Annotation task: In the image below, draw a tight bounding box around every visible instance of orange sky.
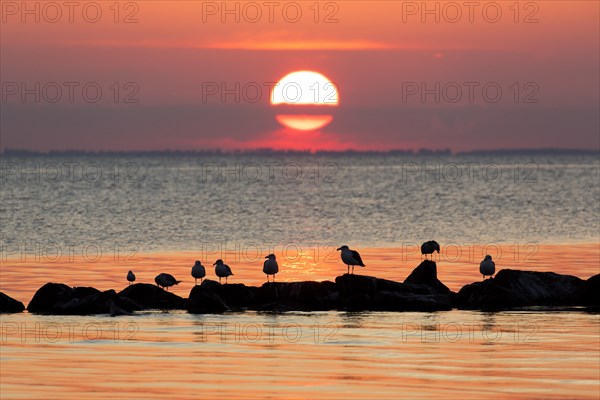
[1,1,598,151]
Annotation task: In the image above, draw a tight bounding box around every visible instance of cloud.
[61,39,404,51]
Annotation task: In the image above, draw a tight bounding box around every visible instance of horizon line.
[1,148,598,157]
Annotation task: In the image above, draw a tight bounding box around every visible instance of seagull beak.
[336,247,341,251]
[265,256,269,259]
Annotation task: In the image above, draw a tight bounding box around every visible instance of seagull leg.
[352,265,355,274]
[347,265,349,274]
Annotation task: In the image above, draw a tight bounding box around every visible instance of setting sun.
[271,70,338,131]
[275,114,334,131]
[271,70,339,105]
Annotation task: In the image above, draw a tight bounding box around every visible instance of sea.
[1,152,599,399]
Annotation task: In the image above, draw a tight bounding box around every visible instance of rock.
[190,280,257,310]
[26,267,589,314]
[217,283,257,307]
[60,289,109,314]
[372,291,452,312]
[335,274,380,297]
[119,283,185,310]
[110,301,132,317]
[27,283,75,313]
[455,269,585,310]
[27,283,143,315]
[0,292,25,313]
[200,279,222,291]
[334,274,453,311]
[404,260,452,295]
[335,273,444,296]
[187,285,229,313]
[580,274,600,305]
[342,293,373,311]
[72,286,101,298]
[256,281,337,311]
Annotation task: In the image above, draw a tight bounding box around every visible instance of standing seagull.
[154,273,181,291]
[263,254,279,283]
[421,240,440,261]
[479,255,496,280]
[214,259,234,284]
[126,270,136,286]
[191,260,206,285]
[337,245,365,274]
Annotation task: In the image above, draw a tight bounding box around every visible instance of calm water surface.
[1,310,599,399]
[1,154,599,398]
[1,154,598,250]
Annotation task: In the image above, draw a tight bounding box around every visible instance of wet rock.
[110,301,132,317]
[372,291,452,312]
[256,281,337,311]
[217,283,257,307]
[59,289,121,315]
[335,273,454,311]
[580,274,600,306]
[341,293,373,311]
[72,286,101,298]
[336,272,447,294]
[200,279,221,291]
[118,283,185,310]
[0,292,25,313]
[335,274,380,297]
[190,280,257,310]
[27,283,144,315]
[27,283,75,313]
[404,260,452,295]
[187,285,229,314]
[455,269,585,310]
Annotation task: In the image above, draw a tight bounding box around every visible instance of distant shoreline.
[1,148,598,157]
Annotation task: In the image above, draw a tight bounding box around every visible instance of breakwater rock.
[18,263,598,315]
[454,270,599,310]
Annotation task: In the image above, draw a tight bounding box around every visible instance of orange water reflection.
[1,311,599,399]
[1,244,599,399]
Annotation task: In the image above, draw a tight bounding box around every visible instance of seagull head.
[484,255,492,261]
[128,270,133,274]
[194,260,202,266]
[213,259,223,266]
[265,254,276,260]
[337,245,349,251]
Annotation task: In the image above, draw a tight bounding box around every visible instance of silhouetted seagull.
[126,270,136,285]
[337,245,365,274]
[421,241,440,260]
[155,273,181,291]
[480,255,496,280]
[214,259,233,284]
[191,260,206,285]
[263,254,279,282]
